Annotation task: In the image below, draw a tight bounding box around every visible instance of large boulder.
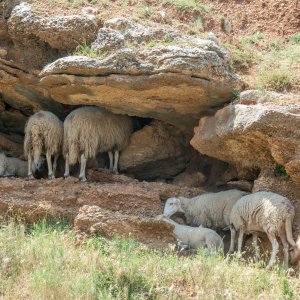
[190,90,300,184]
[119,120,193,179]
[6,2,99,69]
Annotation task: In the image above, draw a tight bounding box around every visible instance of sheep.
[24,111,63,179]
[156,215,224,252]
[163,189,248,253]
[0,152,44,177]
[63,106,134,181]
[229,191,300,269]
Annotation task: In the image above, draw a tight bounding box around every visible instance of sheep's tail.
[285,215,296,247]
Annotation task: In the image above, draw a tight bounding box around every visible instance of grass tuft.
[73,42,109,58]
[166,0,210,13]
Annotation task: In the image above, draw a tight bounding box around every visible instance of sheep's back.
[230,192,295,234]
[184,190,246,229]
[64,107,133,159]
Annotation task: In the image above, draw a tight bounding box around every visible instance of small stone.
[0,48,7,57]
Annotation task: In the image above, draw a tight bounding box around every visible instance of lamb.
[24,111,63,179]
[163,189,248,253]
[156,215,224,252]
[63,106,134,181]
[229,191,300,269]
[0,152,44,177]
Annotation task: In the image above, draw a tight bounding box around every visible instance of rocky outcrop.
[38,16,243,127]
[119,120,193,179]
[191,90,300,184]
[75,205,175,248]
[0,2,244,129]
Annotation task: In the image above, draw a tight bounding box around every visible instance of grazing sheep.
[63,106,134,181]
[0,152,44,177]
[163,189,247,253]
[156,215,224,252]
[229,191,300,269]
[24,111,63,179]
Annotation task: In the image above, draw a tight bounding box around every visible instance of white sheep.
[163,189,247,253]
[0,152,44,177]
[156,215,224,252]
[24,111,63,179]
[63,106,134,181]
[229,191,300,269]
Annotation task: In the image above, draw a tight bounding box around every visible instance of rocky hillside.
[0,0,299,250]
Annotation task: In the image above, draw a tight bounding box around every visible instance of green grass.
[166,0,210,13]
[0,220,300,299]
[225,33,300,92]
[73,42,109,58]
[289,32,300,45]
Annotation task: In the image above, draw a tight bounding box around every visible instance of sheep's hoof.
[48,174,55,180]
[79,177,87,182]
[27,175,35,180]
[112,169,119,175]
[64,174,70,179]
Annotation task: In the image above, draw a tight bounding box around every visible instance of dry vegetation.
[0,219,300,299]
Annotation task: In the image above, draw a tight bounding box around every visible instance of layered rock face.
[1,2,244,129]
[191,90,300,184]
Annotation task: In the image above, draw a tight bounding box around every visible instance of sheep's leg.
[46,151,54,179]
[266,234,279,270]
[79,154,87,182]
[252,233,260,263]
[237,229,245,253]
[64,154,70,178]
[112,150,119,174]
[53,154,59,177]
[108,151,113,172]
[27,153,34,180]
[279,233,289,269]
[228,225,236,254]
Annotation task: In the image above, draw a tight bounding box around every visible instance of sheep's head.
[32,156,46,173]
[289,238,300,265]
[163,197,184,218]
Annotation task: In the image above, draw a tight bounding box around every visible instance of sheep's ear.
[174,198,181,204]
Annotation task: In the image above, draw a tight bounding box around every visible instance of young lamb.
[0,152,44,177]
[24,111,63,179]
[156,215,224,252]
[163,189,247,253]
[63,106,134,181]
[229,191,300,269]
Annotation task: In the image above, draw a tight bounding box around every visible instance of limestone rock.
[6,3,98,69]
[0,109,27,134]
[40,45,243,127]
[91,28,125,52]
[119,120,193,179]
[0,58,65,116]
[8,3,98,50]
[173,171,206,188]
[190,90,300,184]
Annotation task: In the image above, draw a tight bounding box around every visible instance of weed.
[73,42,109,58]
[276,164,288,177]
[240,33,264,45]
[166,0,210,13]
[289,32,300,45]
